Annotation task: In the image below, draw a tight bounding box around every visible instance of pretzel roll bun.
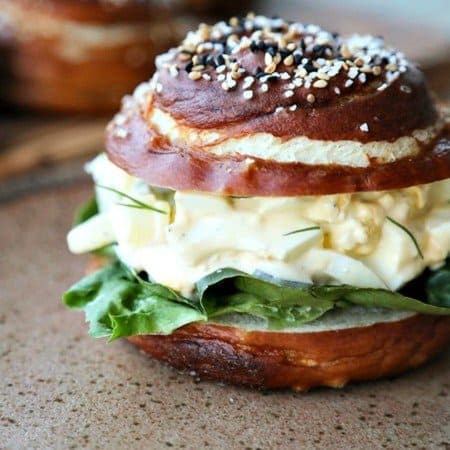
[106,15,449,195]
[69,15,450,391]
[0,0,184,112]
[128,315,450,391]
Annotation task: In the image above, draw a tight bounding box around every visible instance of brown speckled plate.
[1,182,449,449]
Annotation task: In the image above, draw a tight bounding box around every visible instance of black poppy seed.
[254,66,265,78]
[216,54,225,66]
[266,74,280,83]
[250,41,259,52]
[313,44,331,58]
[184,61,193,73]
[199,55,208,66]
[300,39,306,52]
[257,41,266,51]
[332,32,339,38]
[205,55,216,67]
[267,45,278,56]
[303,60,315,72]
[280,49,291,59]
[381,57,389,64]
[293,53,302,65]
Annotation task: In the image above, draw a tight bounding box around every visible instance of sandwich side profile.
[64,14,450,390]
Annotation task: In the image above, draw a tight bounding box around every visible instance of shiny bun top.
[152,14,437,142]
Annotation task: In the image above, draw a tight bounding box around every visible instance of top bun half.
[106,14,450,195]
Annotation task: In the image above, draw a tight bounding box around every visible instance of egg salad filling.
[63,154,450,339]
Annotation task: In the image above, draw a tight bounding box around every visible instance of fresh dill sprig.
[283,226,321,237]
[96,185,167,215]
[386,216,424,259]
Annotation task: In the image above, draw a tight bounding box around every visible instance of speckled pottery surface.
[1,183,449,450]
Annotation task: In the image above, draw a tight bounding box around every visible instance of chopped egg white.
[67,154,450,296]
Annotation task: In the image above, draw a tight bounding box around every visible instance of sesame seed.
[372,66,382,76]
[221,81,230,91]
[344,79,353,88]
[358,73,367,83]
[169,66,179,77]
[265,62,277,74]
[229,16,238,27]
[227,79,237,89]
[243,90,253,100]
[231,62,240,72]
[386,63,398,72]
[360,123,369,132]
[216,65,226,73]
[348,67,359,79]
[360,66,372,73]
[260,83,269,92]
[340,44,351,59]
[306,93,316,103]
[400,84,412,93]
[243,76,255,89]
[317,72,330,80]
[188,71,202,81]
[115,128,128,139]
[334,87,341,94]
[202,73,211,81]
[265,53,273,66]
[284,90,294,98]
[287,42,296,51]
[296,67,307,78]
[179,52,191,62]
[217,73,225,81]
[284,54,294,66]
[313,79,328,88]
[275,106,284,113]
[289,104,297,111]
[377,82,388,91]
[280,72,290,80]
[114,114,127,126]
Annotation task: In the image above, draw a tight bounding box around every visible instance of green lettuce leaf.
[426,260,450,307]
[63,259,450,340]
[73,196,98,226]
[63,261,205,339]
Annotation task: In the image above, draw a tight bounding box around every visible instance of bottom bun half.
[87,258,450,390]
[128,315,450,391]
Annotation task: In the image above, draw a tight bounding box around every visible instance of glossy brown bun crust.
[105,15,450,195]
[128,315,450,390]
[106,92,450,195]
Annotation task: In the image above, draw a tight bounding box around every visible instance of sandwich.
[64,14,450,390]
